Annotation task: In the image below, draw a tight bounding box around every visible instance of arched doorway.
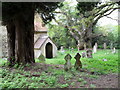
[45,42,53,58]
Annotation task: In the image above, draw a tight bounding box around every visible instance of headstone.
[84,43,86,50]
[60,46,65,53]
[95,42,98,49]
[110,43,113,50]
[77,40,80,51]
[71,47,74,51]
[77,44,80,51]
[103,43,107,49]
[38,54,45,62]
[74,53,82,70]
[112,47,116,54]
[64,54,72,71]
[82,52,86,58]
[93,45,97,54]
[86,49,93,58]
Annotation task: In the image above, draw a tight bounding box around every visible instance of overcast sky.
[65,0,118,26]
[97,10,118,26]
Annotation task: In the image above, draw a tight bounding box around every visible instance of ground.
[0,49,119,88]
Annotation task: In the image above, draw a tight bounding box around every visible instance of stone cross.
[64,54,72,71]
[103,43,107,49]
[82,52,86,58]
[74,53,82,70]
[86,49,93,58]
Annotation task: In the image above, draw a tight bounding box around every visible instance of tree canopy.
[2,2,62,25]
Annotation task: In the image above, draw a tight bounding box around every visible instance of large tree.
[2,2,61,66]
[53,1,119,49]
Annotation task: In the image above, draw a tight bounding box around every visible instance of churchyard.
[0,1,119,89]
[0,49,118,88]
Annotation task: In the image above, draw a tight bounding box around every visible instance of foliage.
[47,23,77,49]
[2,2,62,25]
[94,24,119,49]
[0,49,118,88]
[49,0,119,49]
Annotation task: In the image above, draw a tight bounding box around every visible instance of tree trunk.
[7,22,15,66]
[14,9,35,64]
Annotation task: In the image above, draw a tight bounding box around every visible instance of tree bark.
[7,22,15,66]
[13,8,35,64]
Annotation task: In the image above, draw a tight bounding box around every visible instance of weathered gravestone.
[74,53,82,70]
[84,44,86,50]
[112,47,116,54]
[60,46,65,54]
[82,52,86,58]
[95,42,98,49]
[93,45,97,54]
[38,54,45,63]
[64,54,72,71]
[86,49,93,58]
[110,43,113,50]
[103,43,107,49]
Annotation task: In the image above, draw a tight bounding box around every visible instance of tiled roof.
[34,37,47,49]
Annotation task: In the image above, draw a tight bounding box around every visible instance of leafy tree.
[2,2,61,66]
[53,0,119,49]
[94,24,119,49]
[47,23,77,49]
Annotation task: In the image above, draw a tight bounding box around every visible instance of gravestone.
[110,43,113,50]
[71,47,74,51]
[95,42,98,49]
[93,45,97,54]
[60,46,65,53]
[84,44,86,50]
[86,49,93,58]
[82,52,86,58]
[64,54,72,71]
[112,47,116,54]
[77,44,80,51]
[38,54,45,62]
[74,53,82,70]
[77,40,80,51]
[103,43,107,49]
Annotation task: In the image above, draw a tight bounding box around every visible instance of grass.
[45,49,118,74]
[0,49,118,88]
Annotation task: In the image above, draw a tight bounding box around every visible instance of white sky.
[97,10,118,26]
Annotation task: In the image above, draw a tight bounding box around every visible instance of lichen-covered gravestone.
[64,54,72,71]
[103,43,107,49]
[38,54,45,63]
[74,53,82,70]
[86,49,93,58]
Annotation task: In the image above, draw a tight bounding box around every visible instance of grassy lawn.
[0,49,118,88]
[44,49,118,74]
